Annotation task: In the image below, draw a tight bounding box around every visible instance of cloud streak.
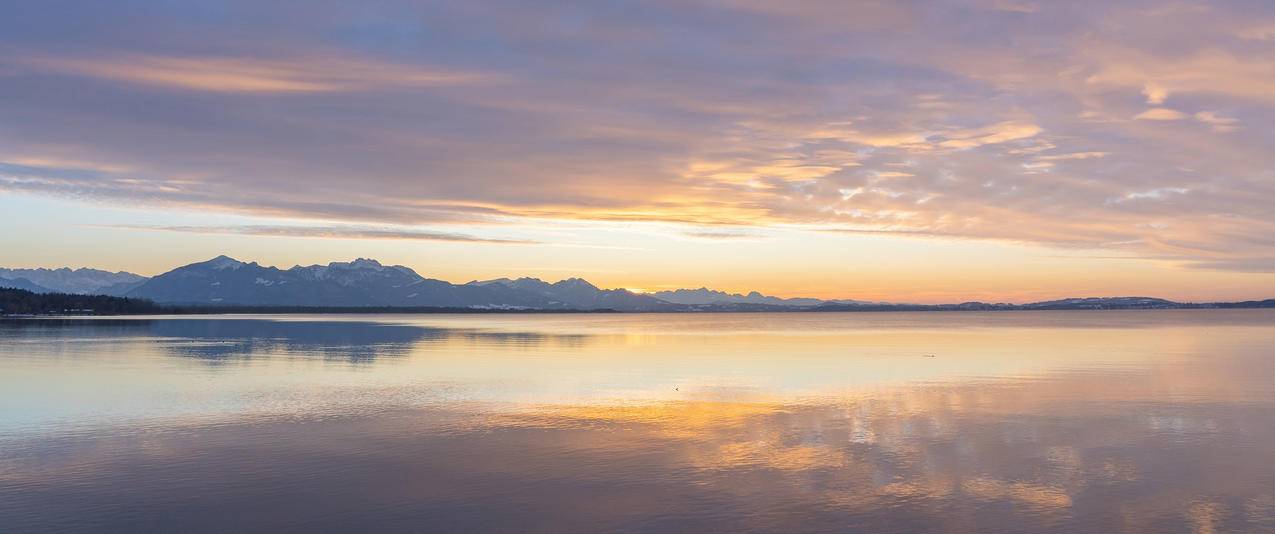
[98,224,539,244]
[13,54,497,93]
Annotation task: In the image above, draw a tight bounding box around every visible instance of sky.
[2,0,1275,303]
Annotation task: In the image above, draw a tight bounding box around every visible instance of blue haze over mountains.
[0,267,147,296]
[3,256,1271,311]
[6,256,748,310]
[122,256,673,310]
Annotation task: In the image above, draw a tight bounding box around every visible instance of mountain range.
[2,256,1272,312]
[119,256,674,310]
[0,267,147,296]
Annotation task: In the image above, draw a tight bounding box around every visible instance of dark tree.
[0,288,163,315]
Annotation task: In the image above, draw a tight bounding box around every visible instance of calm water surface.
[3,311,1275,532]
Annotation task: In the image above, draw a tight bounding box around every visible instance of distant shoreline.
[3,286,1274,317]
[6,303,1275,318]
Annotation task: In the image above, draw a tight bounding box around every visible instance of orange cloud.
[936,121,1042,150]
[1134,108,1188,120]
[15,54,496,93]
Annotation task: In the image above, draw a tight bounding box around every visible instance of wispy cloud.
[1037,152,1108,161]
[681,230,766,240]
[1107,187,1190,204]
[935,121,1042,150]
[1194,111,1239,132]
[97,224,539,244]
[1134,108,1188,121]
[1184,257,1275,273]
[12,54,498,94]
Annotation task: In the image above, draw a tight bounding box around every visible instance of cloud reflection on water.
[2,312,1275,531]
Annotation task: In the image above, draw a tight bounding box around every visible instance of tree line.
[0,288,163,315]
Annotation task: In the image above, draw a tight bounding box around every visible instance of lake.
[3,311,1275,532]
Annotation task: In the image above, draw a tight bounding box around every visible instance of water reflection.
[153,319,439,362]
[6,396,1275,531]
[1,317,594,363]
[1,312,1274,532]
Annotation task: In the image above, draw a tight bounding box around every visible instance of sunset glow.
[3,1,1275,302]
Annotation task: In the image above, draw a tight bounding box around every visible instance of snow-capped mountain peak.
[0,266,148,295]
[326,258,385,271]
[205,255,246,271]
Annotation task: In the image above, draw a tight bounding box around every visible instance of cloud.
[1084,48,1275,104]
[1134,108,1188,121]
[1037,152,1108,161]
[1194,111,1239,132]
[1184,257,1275,273]
[0,167,510,225]
[935,121,1042,150]
[983,0,1038,13]
[1237,23,1275,41]
[13,54,496,93]
[803,120,1042,152]
[680,230,765,240]
[1108,187,1190,204]
[1142,84,1168,105]
[98,224,539,244]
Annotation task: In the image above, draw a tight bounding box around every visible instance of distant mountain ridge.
[650,287,878,307]
[651,287,824,307]
[0,267,147,295]
[126,256,676,310]
[0,277,55,293]
[4,256,1271,312]
[465,277,669,310]
[119,255,853,310]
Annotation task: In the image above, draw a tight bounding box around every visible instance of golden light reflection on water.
[2,311,1275,531]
